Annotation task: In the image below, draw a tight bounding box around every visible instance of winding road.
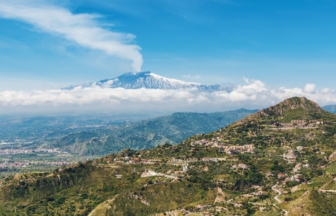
[272,183,288,216]
[272,183,282,204]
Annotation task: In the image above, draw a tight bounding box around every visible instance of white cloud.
[303,83,316,93]
[0,79,335,114]
[0,0,143,71]
[183,75,201,79]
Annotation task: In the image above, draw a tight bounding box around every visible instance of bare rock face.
[234,97,324,125]
[329,150,336,162]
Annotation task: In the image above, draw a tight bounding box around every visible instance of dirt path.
[88,195,119,216]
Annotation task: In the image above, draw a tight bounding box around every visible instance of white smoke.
[0,0,143,71]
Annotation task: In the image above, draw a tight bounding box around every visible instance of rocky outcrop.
[329,149,336,162]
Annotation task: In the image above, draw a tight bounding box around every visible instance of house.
[294,163,302,172]
[252,185,263,190]
[303,164,309,168]
[278,173,285,179]
[283,150,297,160]
[234,203,243,207]
[183,165,189,171]
[295,163,302,168]
[202,157,210,162]
[238,164,249,169]
[241,194,253,198]
[196,205,205,210]
[291,120,306,124]
[293,168,300,172]
[134,158,140,163]
[211,158,218,162]
[297,146,304,151]
[259,207,267,212]
[256,191,264,196]
[167,169,174,174]
[225,149,234,154]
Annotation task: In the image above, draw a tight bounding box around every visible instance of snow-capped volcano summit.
[99,71,201,89]
[65,71,229,92]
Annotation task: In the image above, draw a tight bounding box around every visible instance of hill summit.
[235,97,336,125]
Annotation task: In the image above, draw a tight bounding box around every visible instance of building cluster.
[113,157,162,165]
[293,163,309,172]
[278,173,302,185]
[231,164,249,169]
[218,145,255,154]
[272,119,336,128]
[240,190,264,198]
[0,160,76,168]
[191,139,255,154]
[0,161,28,168]
[282,150,297,162]
[178,205,226,215]
[0,148,62,155]
[280,120,316,128]
[202,157,220,162]
[191,139,218,146]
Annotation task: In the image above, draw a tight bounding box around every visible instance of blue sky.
[0,0,336,114]
[0,0,336,91]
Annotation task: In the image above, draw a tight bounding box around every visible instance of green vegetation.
[1,97,336,215]
[51,109,257,156]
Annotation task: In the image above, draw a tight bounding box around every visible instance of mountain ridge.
[3,97,336,215]
[64,71,231,92]
[234,97,336,126]
[52,108,257,155]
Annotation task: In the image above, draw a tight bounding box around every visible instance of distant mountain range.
[323,105,336,113]
[51,108,257,155]
[64,71,231,92]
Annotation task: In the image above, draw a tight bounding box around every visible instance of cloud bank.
[0,78,335,114]
[0,0,143,71]
[183,75,201,79]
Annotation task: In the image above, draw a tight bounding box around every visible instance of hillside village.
[0,148,64,155]
[2,97,336,215]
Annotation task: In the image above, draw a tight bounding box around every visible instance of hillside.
[52,109,257,156]
[2,97,336,215]
[0,113,157,140]
[234,97,336,126]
